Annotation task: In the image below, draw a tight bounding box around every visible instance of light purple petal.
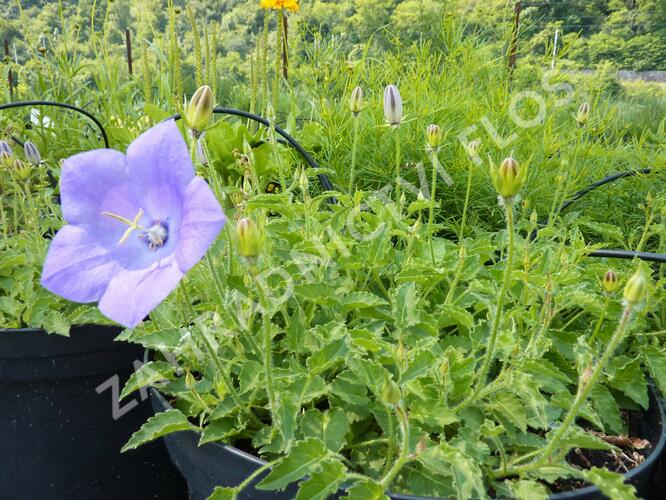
[175,177,226,272]
[41,225,119,303]
[60,149,137,225]
[98,260,184,328]
[126,120,194,220]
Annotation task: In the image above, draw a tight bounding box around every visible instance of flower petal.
[41,225,119,303]
[126,120,195,221]
[98,260,184,328]
[60,149,137,225]
[175,177,227,272]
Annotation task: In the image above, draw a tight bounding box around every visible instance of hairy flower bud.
[187,85,215,134]
[602,269,619,293]
[23,141,41,165]
[466,139,481,157]
[576,102,590,125]
[350,86,364,116]
[0,140,13,157]
[491,156,526,200]
[426,124,443,150]
[236,217,263,259]
[623,269,647,305]
[383,84,403,126]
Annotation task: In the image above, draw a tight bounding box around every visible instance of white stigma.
[145,223,168,250]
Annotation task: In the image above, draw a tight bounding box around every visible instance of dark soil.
[550,406,657,493]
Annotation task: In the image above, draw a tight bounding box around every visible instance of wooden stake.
[125,28,133,76]
[4,39,13,97]
[508,1,521,77]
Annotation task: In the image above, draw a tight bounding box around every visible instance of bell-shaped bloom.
[41,120,226,328]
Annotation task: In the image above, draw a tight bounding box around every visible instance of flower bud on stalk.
[187,85,215,135]
[426,124,443,151]
[236,217,263,259]
[350,86,364,116]
[23,141,41,166]
[623,269,647,305]
[466,139,481,157]
[383,84,403,126]
[602,270,619,293]
[491,156,527,202]
[576,102,590,125]
[0,140,13,158]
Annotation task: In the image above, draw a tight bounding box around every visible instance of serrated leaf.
[419,444,488,500]
[607,357,648,409]
[256,438,329,491]
[199,418,236,445]
[342,478,388,500]
[400,350,436,384]
[294,459,346,500]
[307,338,348,375]
[122,409,193,452]
[300,408,350,452]
[590,385,624,435]
[392,282,419,330]
[206,486,236,500]
[491,392,527,433]
[120,361,174,400]
[583,467,638,500]
[340,292,387,312]
[512,479,549,500]
[643,346,666,397]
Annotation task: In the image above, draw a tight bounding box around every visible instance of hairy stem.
[348,116,360,193]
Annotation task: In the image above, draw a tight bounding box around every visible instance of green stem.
[444,246,466,305]
[464,201,515,405]
[234,461,274,497]
[499,304,635,478]
[252,273,278,418]
[427,151,439,264]
[459,162,474,241]
[394,129,402,204]
[380,405,412,489]
[348,116,360,193]
[272,10,283,116]
[587,295,611,347]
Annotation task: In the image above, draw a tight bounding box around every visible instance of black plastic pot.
[152,386,665,500]
[0,325,187,500]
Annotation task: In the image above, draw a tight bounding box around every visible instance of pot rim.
[148,350,666,499]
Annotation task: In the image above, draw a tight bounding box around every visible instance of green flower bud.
[350,86,364,116]
[491,156,527,200]
[576,102,590,125]
[623,269,647,305]
[381,377,401,406]
[187,85,215,134]
[426,124,443,150]
[12,159,31,181]
[466,139,481,157]
[236,217,263,259]
[602,269,619,293]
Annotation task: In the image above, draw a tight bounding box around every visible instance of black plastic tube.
[164,107,334,192]
[0,100,110,148]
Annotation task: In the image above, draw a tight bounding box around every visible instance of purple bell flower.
[41,120,226,328]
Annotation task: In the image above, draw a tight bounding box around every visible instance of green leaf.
[307,338,348,375]
[256,438,329,491]
[400,350,436,384]
[120,361,174,400]
[583,467,638,500]
[643,345,666,396]
[122,409,193,452]
[392,282,419,330]
[206,486,237,500]
[490,392,527,433]
[294,459,346,500]
[340,292,387,313]
[300,408,350,452]
[590,385,624,434]
[419,444,488,500]
[607,357,648,409]
[512,479,549,500]
[199,418,236,445]
[342,478,388,500]
[560,428,617,451]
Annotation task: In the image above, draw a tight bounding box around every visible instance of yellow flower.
[260,0,299,12]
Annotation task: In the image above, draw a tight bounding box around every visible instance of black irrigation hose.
[164,107,335,192]
[531,167,666,264]
[0,100,110,148]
